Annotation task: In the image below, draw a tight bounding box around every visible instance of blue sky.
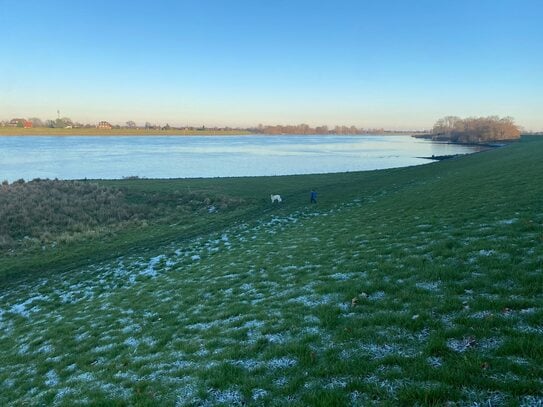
[1,0,542,130]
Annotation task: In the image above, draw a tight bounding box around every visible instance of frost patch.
[8,295,49,318]
[75,332,90,342]
[186,316,242,331]
[329,272,354,281]
[264,332,289,344]
[363,375,403,395]
[69,372,95,383]
[175,381,198,405]
[18,343,30,355]
[341,343,410,359]
[324,377,348,389]
[302,326,321,335]
[208,388,243,405]
[230,359,261,370]
[426,356,443,368]
[124,337,139,347]
[268,357,298,369]
[447,337,477,353]
[288,294,338,307]
[520,396,543,406]
[45,369,59,387]
[122,324,142,334]
[415,281,441,291]
[470,310,494,319]
[273,376,288,387]
[93,343,115,353]
[36,343,54,354]
[140,255,165,277]
[242,319,265,330]
[368,291,386,300]
[252,388,268,401]
[54,388,77,403]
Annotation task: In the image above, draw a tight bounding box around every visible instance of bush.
[0,180,134,249]
[0,179,245,251]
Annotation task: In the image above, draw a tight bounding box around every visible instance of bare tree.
[432,116,521,142]
[28,117,44,127]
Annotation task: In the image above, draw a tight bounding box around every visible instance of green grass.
[0,137,542,405]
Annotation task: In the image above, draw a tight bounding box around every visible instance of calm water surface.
[0,135,485,181]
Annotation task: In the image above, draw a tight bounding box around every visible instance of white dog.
[270,194,282,203]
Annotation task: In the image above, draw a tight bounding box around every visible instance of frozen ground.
[0,198,542,405]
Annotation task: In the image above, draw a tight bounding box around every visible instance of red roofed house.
[97,121,113,130]
[9,118,32,128]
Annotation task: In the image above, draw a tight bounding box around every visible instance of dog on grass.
[270,194,282,203]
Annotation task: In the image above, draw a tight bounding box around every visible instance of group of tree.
[432,116,521,143]
[252,124,384,135]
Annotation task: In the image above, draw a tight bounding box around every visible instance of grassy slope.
[0,137,542,405]
[0,165,418,282]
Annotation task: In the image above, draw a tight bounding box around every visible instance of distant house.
[9,118,32,128]
[97,121,112,130]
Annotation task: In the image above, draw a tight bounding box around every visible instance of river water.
[0,134,485,182]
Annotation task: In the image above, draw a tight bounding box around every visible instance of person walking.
[310,190,317,204]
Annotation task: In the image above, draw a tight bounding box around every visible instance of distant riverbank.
[0,127,253,136]
[0,127,417,137]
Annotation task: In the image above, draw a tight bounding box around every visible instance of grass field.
[0,137,542,405]
[0,127,252,136]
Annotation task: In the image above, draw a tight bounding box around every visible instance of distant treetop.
[432,116,521,143]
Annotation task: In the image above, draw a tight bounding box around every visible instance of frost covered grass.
[1,137,542,405]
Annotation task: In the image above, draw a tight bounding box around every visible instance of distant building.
[97,121,112,130]
[9,118,32,128]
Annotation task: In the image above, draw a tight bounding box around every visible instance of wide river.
[0,135,485,182]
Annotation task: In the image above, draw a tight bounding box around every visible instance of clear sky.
[1,0,542,130]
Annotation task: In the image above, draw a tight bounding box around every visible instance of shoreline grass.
[0,137,542,405]
[0,127,253,136]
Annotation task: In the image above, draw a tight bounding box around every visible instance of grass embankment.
[0,178,249,281]
[0,137,542,405]
[0,127,252,136]
[0,171,387,282]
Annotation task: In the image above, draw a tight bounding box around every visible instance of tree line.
[0,118,389,134]
[432,116,521,143]
[251,124,385,135]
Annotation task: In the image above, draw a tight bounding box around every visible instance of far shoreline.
[0,128,254,136]
[0,127,415,137]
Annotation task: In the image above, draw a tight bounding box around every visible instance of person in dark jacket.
[310,190,317,204]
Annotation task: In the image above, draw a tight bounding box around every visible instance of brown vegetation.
[0,179,244,251]
[0,179,133,249]
[432,116,521,143]
[253,123,384,135]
